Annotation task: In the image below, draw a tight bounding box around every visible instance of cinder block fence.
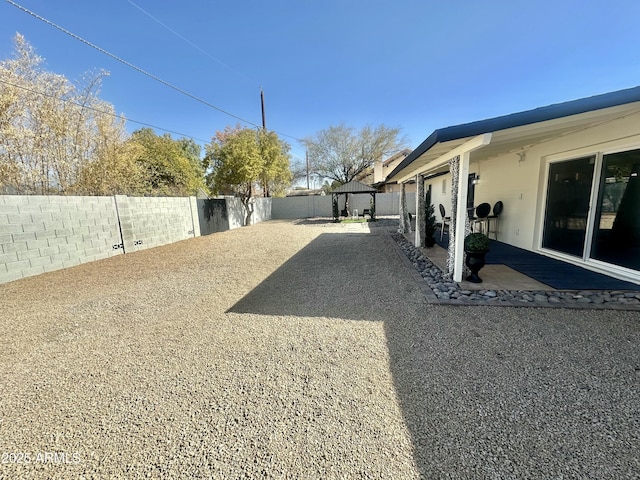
[1,192,407,285]
[0,195,198,285]
[0,195,272,285]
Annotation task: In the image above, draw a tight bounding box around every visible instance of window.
[542,147,640,275]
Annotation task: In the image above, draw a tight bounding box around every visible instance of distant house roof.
[382,148,412,166]
[388,85,640,182]
[286,188,325,197]
[331,180,377,194]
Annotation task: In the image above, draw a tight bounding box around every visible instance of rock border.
[391,233,640,311]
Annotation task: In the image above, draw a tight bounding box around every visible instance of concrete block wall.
[272,196,332,219]
[272,192,415,219]
[0,195,123,284]
[251,198,272,225]
[225,197,246,230]
[114,195,198,254]
[198,197,272,234]
[197,198,229,235]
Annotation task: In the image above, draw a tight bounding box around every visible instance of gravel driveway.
[1,219,639,479]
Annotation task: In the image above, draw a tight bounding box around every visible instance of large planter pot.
[464,249,489,283]
[425,236,436,248]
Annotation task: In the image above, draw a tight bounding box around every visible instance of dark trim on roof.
[330,180,377,194]
[389,85,640,180]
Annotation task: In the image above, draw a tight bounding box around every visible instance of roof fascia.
[395,133,492,184]
[387,85,640,183]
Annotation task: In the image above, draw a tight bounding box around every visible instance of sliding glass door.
[542,156,595,257]
[590,149,640,271]
[542,148,640,277]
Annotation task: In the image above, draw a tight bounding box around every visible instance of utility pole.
[260,87,266,130]
[306,150,310,189]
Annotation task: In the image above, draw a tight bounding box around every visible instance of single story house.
[387,86,640,285]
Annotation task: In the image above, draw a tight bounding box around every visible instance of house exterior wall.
[426,177,452,224]
[473,113,640,253]
[425,113,640,283]
[383,183,416,194]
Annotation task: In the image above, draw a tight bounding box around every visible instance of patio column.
[398,183,407,233]
[452,151,472,282]
[415,174,425,247]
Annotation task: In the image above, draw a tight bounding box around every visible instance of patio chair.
[472,202,491,234]
[487,201,503,239]
[439,204,451,241]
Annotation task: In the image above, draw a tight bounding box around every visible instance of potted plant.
[424,190,437,247]
[464,232,490,283]
[332,197,339,222]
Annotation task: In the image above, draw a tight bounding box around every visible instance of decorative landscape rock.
[392,233,640,309]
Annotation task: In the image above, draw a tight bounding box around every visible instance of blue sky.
[2,0,640,172]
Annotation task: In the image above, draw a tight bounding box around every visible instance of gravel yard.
[1,219,639,479]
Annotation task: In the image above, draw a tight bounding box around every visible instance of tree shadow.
[293,217,335,226]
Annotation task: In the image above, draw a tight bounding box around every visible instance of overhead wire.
[122,0,304,144]
[5,0,305,144]
[124,0,259,86]
[5,0,262,130]
[0,78,211,143]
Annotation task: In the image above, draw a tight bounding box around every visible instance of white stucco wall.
[470,113,640,253]
[421,112,640,282]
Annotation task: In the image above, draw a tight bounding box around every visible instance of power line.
[0,78,211,143]
[5,0,262,129]
[121,2,304,143]
[124,0,259,86]
[6,0,305,144]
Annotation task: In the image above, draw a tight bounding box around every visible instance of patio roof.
[330,180,377,194]
[388,85,640,183]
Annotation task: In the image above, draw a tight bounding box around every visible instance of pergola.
[330,180,377,217]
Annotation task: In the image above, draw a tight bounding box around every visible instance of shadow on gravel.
[228,232,416,321]
[293,218,335,226]
[229,229,640,478]
[384,304,640,478]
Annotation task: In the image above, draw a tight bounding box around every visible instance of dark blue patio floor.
[435,234,639,291]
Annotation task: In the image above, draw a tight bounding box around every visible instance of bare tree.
[304,123,406,213]
[304,124,406,184]
[0,34,128,194]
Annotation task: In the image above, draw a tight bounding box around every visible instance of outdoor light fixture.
[517,151,527,164]
[472,175,480,185]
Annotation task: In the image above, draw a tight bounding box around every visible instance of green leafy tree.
[204,126,262,224]
[258,129,292,197]
[204,126,292,223]
[130,128,206,196]
[73,138,147,196]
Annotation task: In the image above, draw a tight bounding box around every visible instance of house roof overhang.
[388,85,640,184]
